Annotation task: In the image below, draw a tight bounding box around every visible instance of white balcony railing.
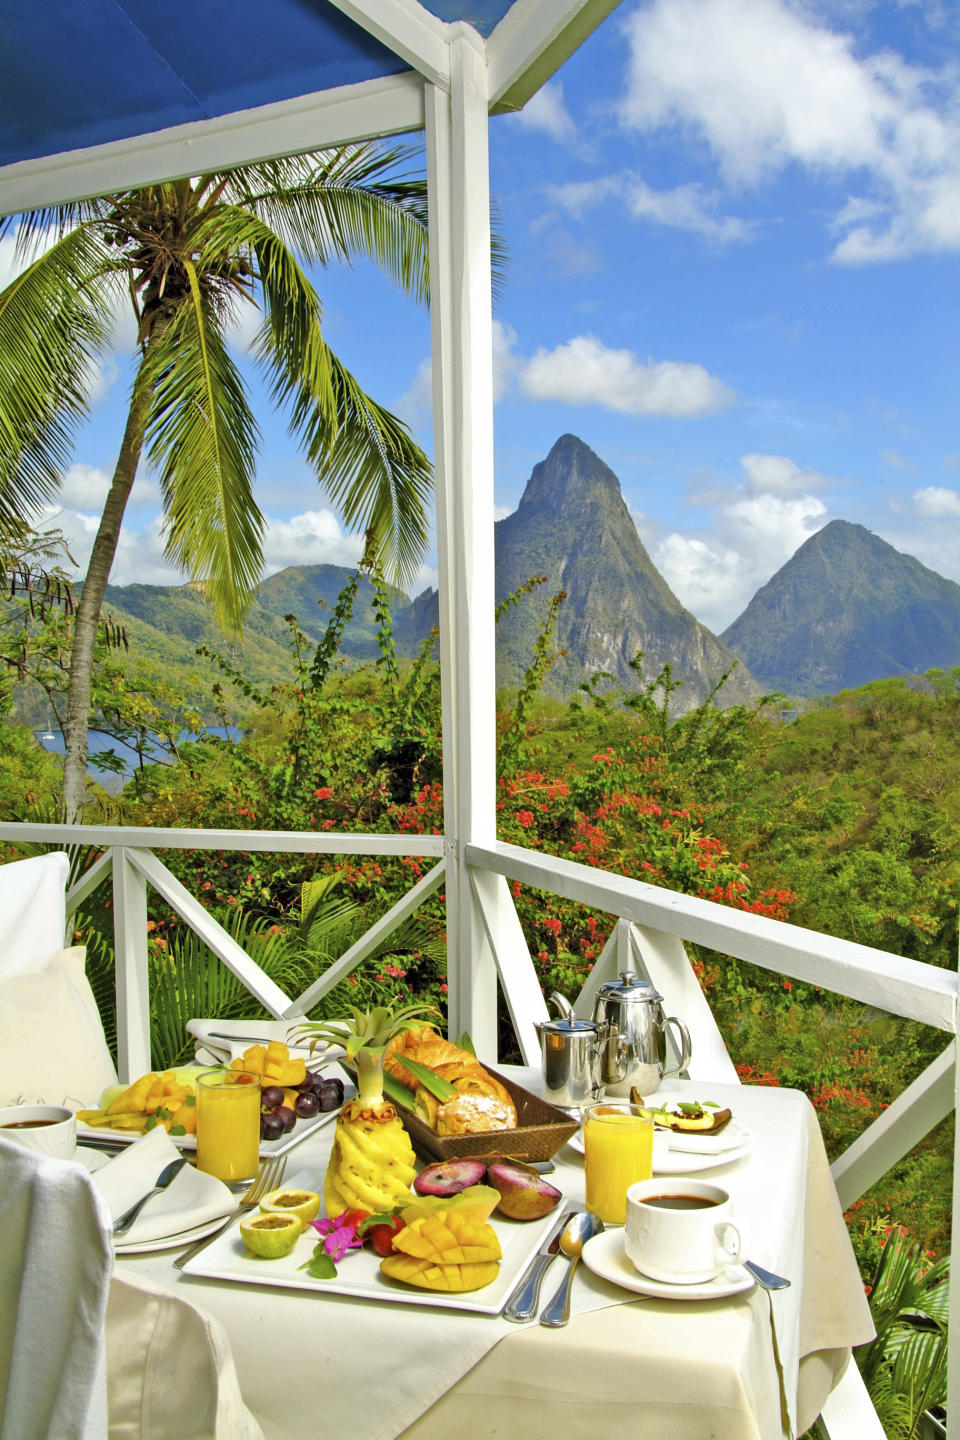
[1,819,956,1438]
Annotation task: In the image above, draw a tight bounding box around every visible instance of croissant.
[385,1027,469,1091]
[385,1027,518,1135]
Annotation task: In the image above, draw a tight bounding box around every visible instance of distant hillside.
[397,434,759,707]
[89,435,762,712]
[721,520,960,694]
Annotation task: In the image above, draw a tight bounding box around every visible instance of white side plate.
[581,1229,754,1300]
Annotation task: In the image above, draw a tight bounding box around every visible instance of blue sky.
[10,0,960,634]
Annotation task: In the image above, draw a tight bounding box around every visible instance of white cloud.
[518,334,735,417]
[652,456,829,629]
[548,176,623,218]
[627,179,752,242]
[914,485,960,518]
[514,82,576,144]
[740,452,830,496]
[619,0,960,262]
[261,510,365,574]
[395,319,521,427]
[57,464,111,513]
[549,172,749,243]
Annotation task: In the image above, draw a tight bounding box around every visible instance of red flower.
[313,787,333,800]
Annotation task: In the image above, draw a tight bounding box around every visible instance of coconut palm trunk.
[62,372,152,821]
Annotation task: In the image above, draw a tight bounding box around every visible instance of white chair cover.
[0,1137,112,1440]
[0,852,70,976]
[105,1271,265,1440]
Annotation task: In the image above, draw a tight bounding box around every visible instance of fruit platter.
[181,1002,577,1312]
[77,1041,350,1157]
[182,1174,569,1316]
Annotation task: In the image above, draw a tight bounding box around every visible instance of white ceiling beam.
[0,72,425,216]
[486,0,622,110]
[326,0,451,89]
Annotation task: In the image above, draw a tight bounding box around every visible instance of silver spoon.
[539,1210,605,1327]
[744,1258,790,1291]
[112,1157,188,1235]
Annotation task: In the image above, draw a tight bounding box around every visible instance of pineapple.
[291,1002,437,1219]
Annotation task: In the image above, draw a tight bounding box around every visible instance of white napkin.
[186,1017,332,1066]
[90,1126,235,1246]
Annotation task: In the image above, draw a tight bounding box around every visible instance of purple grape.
[317,1078,344,1112]
[297,1075,317,1094]
[294,1091,319,1119]
[261,1085,285,1110]
[260,1112,284,1142]
[274,1105,297,1133]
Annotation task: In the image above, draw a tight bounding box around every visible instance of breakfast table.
[106,1069,874,1440]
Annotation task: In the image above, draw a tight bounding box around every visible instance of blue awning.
[0,1,618,214]
[0,0,522,170]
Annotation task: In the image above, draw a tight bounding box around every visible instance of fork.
[173,1153,287,1270]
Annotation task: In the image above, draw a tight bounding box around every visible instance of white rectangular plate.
[77,1067,353,1158]
[181,1204,565,1316]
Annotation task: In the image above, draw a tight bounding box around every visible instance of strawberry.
[367,1215,405,1257]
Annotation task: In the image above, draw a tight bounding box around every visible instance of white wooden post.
[111,846,151,1081]
[425,28,500,1060]
[949,996,960,1440]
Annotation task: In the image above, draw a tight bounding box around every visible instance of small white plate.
[582,1229,754,1301]
[75,1145,235,1253]
[114,1214,228,1256]
[566,1122,753,1174]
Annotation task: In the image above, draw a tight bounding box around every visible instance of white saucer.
[114,1214,228,1256]
[581,1229,754,1300]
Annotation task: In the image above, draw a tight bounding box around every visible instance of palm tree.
[0,148,433,821]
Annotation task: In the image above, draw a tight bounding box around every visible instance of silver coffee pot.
[536,993,629,1110]
[591,972,692,1097]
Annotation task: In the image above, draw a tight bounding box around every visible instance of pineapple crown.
[291,1000,438,1063]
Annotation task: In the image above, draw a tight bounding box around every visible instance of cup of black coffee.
[0,1104,77,1159]
[624,1178,743,1283]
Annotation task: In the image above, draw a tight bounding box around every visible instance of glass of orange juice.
[584,1102,654,1225]
[195,1069,261,1184]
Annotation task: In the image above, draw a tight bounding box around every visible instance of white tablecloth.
[111,1073,873,1440]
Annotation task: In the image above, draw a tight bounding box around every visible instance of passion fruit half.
[240,1212,301,1258]
[259,1187,322,1232]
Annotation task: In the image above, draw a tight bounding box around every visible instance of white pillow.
[0,947,118,1109]
[0,853,69,977]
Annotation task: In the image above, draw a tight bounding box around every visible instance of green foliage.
[73,572,958,1279]
[858,1230,950,1438]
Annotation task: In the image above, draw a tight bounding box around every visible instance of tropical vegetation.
[0,146,434,819]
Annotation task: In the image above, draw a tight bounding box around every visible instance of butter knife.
[503,1209,579,1323]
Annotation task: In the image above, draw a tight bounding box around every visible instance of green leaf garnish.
[398,1055,456,1101]
[299,1247,337,1280]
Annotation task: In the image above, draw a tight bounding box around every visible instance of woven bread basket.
[394,1066,578,1163]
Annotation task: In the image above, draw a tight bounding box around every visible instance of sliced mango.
[380,1254,500,1292]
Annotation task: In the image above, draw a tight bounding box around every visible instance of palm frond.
[0,223,115,525]
[141,268,263,634]
[203,203,431,588]
[221,147,430,303]
[263,324,431,588]
[149,909,305,1071]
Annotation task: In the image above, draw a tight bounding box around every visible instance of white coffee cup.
[0,1104,77,1160]
[625,1178,743,1284]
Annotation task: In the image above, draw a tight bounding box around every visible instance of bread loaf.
[386,1026,517,1134]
